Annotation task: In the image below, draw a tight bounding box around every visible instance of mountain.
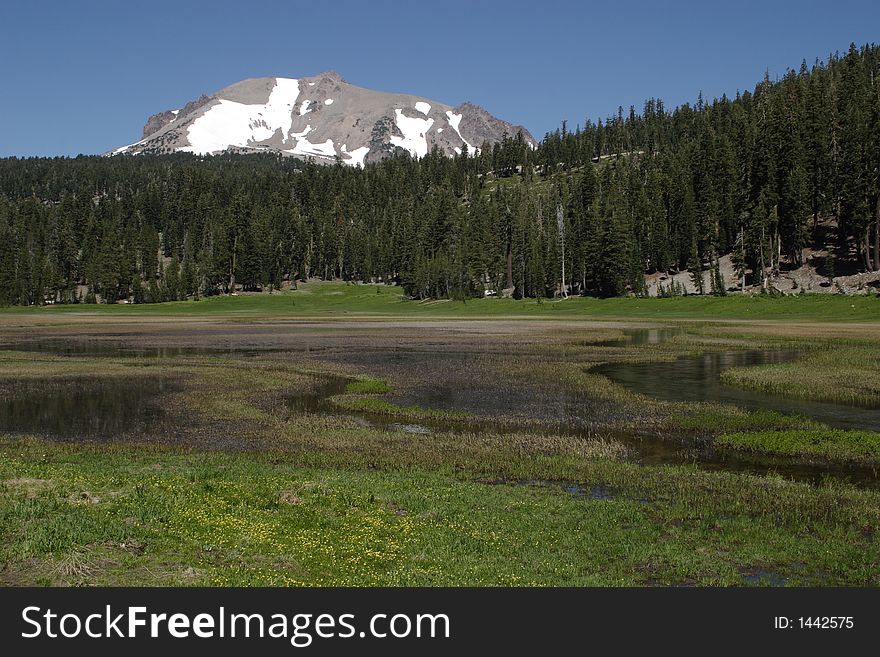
[110,72,536,164]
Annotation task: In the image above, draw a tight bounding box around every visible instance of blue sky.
[1,0,878,156]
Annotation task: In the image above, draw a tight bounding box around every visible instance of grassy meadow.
[3,437,878,586]
[1,283,879,586]
[0,281,877,320]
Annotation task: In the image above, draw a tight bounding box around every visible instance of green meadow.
[1,284,879,586]
[2,281,879,321]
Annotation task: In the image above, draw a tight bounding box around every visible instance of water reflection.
[0,377,171,438]
[598,334,880,431]
[0,340,261,358]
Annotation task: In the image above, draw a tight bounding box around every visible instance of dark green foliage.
[0,45,878,305]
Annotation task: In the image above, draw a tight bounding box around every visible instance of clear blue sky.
[1,0,878,157]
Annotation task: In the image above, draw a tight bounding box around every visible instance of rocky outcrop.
[140,94,215,139]
[455,102,533,149]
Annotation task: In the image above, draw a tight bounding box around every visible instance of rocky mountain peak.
[112,74,535,165]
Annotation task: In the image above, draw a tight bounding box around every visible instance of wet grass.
[0,349,157,382]
[667,409,822,434]
[720,344,880,407]
[2,436,878,586]
[519,357,821,436]
[1,311,879,586]
[344,378,392,395]
[327,395,476,421]
[717,429,880,464]
[334,375,478,423]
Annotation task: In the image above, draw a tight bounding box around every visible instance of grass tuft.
[344,378,392,395]
[717,429,880,463]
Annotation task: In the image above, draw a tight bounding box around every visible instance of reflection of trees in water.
[0,377,169,438]
[600,349,880,432]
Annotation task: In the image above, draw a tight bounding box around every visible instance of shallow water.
[3,329,879,488]
[595,326,687,346]
[597,330,880,431]
[280,373,880,489]
[0,377,171,438]
[0,339,259,359]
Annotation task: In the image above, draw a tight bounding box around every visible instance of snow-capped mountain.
[111,72,535,165]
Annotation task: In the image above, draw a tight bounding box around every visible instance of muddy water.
[598,330,880,431]
[595,326,687,346]
[281,373,880,489]
[2,328,879,488]
[0,339,261,358]
[0,377,172,438]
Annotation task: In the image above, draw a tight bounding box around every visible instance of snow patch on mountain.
[390,109,434,158]
[289,124,313,139]
[183,77,299,154]
[414,101,431,115]
[112,139,146,155]
[341,144,370,167]
[446,110,478,154]
[299,100,311,115]
[288,137,336,159]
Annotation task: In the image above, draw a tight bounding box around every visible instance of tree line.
[0,43,878,305]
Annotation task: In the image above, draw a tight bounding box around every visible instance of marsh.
[1,285,879,586]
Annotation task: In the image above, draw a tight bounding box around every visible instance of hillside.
[1,45,879,307]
